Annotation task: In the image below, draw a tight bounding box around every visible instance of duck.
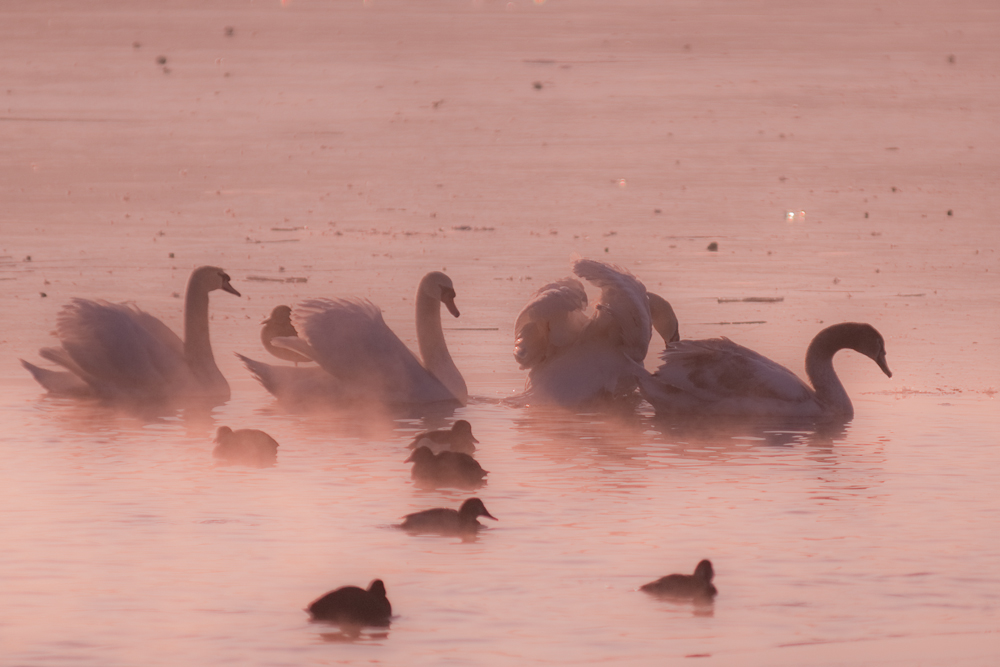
[640,559,717,599]
[307,579,392,626]
[260,305,311,365]
[21,266,240,404]
[406,420,479,454]
[405,445,487,489]
[212,426,278,467]
[239,271,467,407]
[513,259,658,406]
[399,497,497,535]
[637,322,892,419]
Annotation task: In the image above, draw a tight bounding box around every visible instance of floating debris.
[707,242,718,251]
[895,293,926,297]
[716,297,784,304]
[452,225,495,232]
[246,275,308,284]
[702,320,767,326]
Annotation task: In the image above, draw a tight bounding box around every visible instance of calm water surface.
[1,1,998,665]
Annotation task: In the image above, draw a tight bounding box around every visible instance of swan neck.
[805,329,853,417]
[416,289,467,403]
[184,277,216,368]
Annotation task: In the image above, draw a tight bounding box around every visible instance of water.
[2,1,999,664]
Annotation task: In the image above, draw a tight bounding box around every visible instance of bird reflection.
[318,626,390,643]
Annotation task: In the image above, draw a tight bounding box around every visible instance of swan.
[405,445,488,489]
[21,266,240,403]
[260,305,311,365]
[513,259,660,406]
[406,420,479,454]
[399,497,497,536]
[239,271,467,407]
[637,322,892,419]
[213,426,279,467]
[640,559,717,599]
[307,579,392,626]
[647,292,680,347]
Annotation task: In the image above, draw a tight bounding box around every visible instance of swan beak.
[441,287,460,318]
[223,283,241,297]
[876,352,892,378]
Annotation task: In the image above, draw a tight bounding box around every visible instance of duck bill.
[441,287,460,318]
[876,352,892,378]
[483,511,498,521]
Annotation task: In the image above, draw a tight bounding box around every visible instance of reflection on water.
[317,627,390,644]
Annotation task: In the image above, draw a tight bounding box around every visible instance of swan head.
[452,420,479,444]
[459,497,497,521]
[693,559,714,582]
[191,266,241,297]
[841,322,892,378]
[648,292,680,344]
[419,271,460,317]
[214,426,234,443]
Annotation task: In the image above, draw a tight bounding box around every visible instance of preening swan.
[260,305,311,365]
[21,266,240,403]
[647,292,680,347]
[239,271,468,407]
[637,322,892,419]
[513,259,661,406]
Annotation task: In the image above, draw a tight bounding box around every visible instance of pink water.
[2,1,999,664]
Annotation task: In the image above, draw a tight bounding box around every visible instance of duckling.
[260,305,312,365]
[405,445,487,489]
[406,420,479,454]
[307,579,392,626]
[212,426,279,467]
[399,497,497,536]
[640,559,717,599]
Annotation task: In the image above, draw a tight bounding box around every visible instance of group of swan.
[21,261,892,419]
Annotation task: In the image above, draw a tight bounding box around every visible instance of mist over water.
[2,1,998,665]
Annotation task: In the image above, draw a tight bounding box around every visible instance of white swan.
[239,271,468,406]
[513,259,659,406]
[21,266,241,403]
[637,322,892,419]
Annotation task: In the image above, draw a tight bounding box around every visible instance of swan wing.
[572,259,652,363]
[269,335,317,361]
[653,338,814,403]
[513,278,589,369]
[54,299,191,399]
[293,298,455,404]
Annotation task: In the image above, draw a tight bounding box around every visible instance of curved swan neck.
[184,274,217,368]
[804,326,852,416]
[416,286,467,403]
